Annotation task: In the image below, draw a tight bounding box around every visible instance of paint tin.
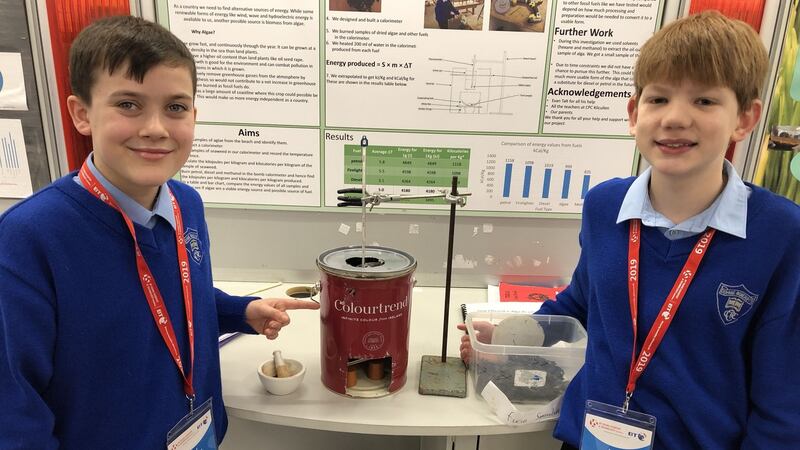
[317,246,416,397]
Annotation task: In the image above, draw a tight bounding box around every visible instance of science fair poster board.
[157,0,665,217]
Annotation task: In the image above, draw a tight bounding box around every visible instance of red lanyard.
[624,219,715,412]
[79,163,196,406]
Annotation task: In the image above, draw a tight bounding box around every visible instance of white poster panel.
[543,0,662,134]
[166,0,320,125]
[181,124,320,206]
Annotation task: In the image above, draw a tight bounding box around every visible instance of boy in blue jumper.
[0,16,318,449]
[461,11,799,449]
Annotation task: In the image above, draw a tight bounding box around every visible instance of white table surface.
[216,281,555,436]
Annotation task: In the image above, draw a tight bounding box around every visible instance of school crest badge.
[716,283,758,325]
[183,228,203,265]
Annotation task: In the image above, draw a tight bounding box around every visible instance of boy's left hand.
[245,298,320,340]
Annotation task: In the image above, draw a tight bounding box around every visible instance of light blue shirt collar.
[73,153,176,230]
[616,160,749,239]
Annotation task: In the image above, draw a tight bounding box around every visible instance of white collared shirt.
[616,160,750,240]
[73,153,176,229]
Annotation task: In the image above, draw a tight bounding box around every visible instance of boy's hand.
[456,321,494,364]
[245,298,320,340]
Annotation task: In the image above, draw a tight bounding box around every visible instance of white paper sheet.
[0,119,33,198]
[0,53,28,111]
[481,380,563,425]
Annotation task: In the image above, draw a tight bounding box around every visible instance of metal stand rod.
[441,176,458,363]
[360,136,368,269]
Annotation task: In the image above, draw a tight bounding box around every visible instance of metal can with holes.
[317,246,416,397]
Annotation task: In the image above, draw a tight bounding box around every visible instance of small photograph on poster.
[330,0,382,12]
[424,0,485,31]
[489,0,547,32]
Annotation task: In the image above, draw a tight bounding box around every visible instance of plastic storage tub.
[466,311,587,404]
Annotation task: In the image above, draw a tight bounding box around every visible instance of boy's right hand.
[456,321,494,365]
[245,298,320,340]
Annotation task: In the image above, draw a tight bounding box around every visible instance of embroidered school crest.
[183,228,203,265]
[716,283,758,325]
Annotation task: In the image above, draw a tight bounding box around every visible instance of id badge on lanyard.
[581,220,715,449]
[166,398,217,450]
[581,400,655,449]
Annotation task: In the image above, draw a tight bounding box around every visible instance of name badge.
[166,398,217,450]
[581,400,656,450]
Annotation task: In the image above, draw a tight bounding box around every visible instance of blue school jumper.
[539,178,800,449]
[0,174,255,449]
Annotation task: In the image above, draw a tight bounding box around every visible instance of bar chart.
[0,118,33,198]
[499,160,592,202]
[1,131,21,174]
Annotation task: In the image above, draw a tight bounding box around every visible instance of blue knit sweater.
[539,177,800,449]
[0,174,255,449]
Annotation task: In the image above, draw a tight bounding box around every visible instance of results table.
[343,145,471,204]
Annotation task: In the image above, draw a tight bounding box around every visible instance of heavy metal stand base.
[418,356,467,398]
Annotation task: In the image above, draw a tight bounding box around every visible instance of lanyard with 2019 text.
[624,219,715,413]
[78,162,197,411]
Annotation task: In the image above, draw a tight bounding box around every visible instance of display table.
[216,282,558,449]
